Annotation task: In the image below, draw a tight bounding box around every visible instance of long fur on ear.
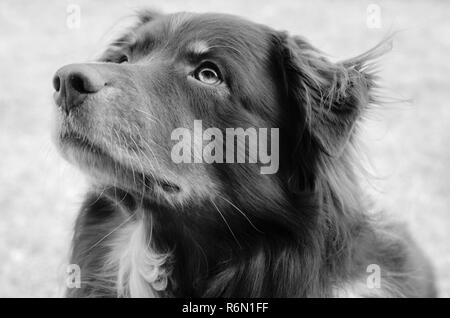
[282,34,392,157]
[99,9,163,63]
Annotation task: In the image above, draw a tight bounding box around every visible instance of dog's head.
[53,11,384,221]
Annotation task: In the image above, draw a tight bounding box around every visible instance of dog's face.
[53,11,375,213]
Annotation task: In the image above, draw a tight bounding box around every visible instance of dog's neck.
[95,172,365,298]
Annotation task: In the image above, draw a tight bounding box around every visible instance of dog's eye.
[117,54,129,64]
[193,62,222,85]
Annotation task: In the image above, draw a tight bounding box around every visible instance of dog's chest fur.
[105,216,170,297]
[68,190,435,298]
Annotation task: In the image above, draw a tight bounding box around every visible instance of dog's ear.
[100,9,164,62]
[278,33,390,156]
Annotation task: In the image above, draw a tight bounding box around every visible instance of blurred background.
[0,0,449,297]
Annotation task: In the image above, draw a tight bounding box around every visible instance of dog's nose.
[53,64,105,113]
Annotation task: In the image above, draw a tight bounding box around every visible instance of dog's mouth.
[59,130,181,194]
[60,131,105,156]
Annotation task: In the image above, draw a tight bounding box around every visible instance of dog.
[53,10,436,297]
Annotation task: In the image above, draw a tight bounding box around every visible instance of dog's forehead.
[135,12,274,56]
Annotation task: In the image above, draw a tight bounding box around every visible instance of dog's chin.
[57,130,181,196]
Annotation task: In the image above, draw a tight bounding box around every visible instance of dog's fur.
[53,11,436,297]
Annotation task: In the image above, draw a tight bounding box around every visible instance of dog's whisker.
[217,194,263,234]
[110,128,121,202]
[135,134,166,152]
[125,125,146,191]
[135,109,163,127]
[127,124,164,193]
[88,186,108,208]
[210,199,241,249]
[114,128,138,190]
[137,133,179,183]
[83,212,136,255]
[128,132,148,205]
